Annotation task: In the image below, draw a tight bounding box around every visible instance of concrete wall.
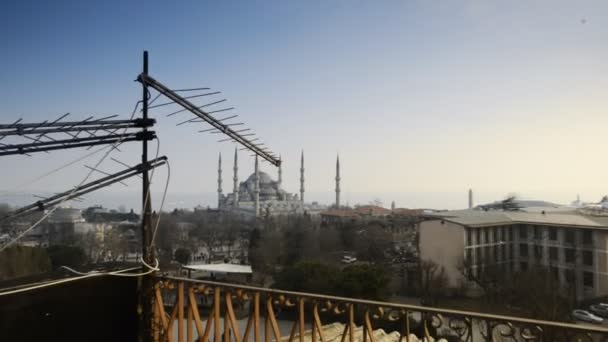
[596,229,608,297]
[419,219,466,289]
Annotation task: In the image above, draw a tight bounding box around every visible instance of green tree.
[273,261,338,295]
[336,264,390,300]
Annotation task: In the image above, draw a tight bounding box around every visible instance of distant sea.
[0,190,574,213]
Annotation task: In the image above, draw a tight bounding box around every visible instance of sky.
[1,0,608,210]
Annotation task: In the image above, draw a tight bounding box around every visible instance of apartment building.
[419,206,608,301]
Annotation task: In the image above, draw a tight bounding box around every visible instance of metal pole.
[139,50,154,342]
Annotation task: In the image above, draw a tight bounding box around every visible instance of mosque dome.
[246,171,274,185]
[239,171,286,201]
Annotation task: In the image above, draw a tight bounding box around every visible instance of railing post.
[299,298,305,342]
[214,287,221,342]
[254,292,260,342]
[187,284,192,342]
[224,294,230,342]
[178,282,184,342]
[348,304,355,342]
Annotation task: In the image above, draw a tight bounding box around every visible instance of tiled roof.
[354,205,391,216]
[320,209,359,217]
[391,208,425,216]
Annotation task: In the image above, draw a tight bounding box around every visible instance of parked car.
[590,304,608,318]
[341,256,357,264]
[572,310,604,324]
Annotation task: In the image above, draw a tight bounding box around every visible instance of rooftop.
[426,206,608,229]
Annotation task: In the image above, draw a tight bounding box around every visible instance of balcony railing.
[152,276,608,342]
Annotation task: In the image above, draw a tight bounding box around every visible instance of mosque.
[216,149,341,217]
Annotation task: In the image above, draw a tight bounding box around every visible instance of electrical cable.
[0,258,159,297]
[149,160,170,248]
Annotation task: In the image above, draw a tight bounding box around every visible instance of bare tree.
[418,259,449,305]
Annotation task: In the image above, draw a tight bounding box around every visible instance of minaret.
[277,156,283,201]
[299,151,305,203]
[468,188,473,209]
[254,155,260,216]
[217,153,223,208]
[391,201,396,211]
[233,147,239,207]
[278,155,283,186]
[335,154,341,209]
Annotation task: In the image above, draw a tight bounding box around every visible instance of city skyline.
[2,1,608,210]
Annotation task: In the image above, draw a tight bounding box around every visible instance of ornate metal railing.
[152,276,608,342]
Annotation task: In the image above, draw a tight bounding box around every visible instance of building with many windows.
[419,204,608,301]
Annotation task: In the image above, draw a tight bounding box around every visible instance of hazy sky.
[1,1,608,210]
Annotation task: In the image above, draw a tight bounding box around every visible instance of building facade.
[419,206,608,301]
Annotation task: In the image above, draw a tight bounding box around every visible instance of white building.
[419,201,608,301]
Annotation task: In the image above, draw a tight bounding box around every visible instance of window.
[534,245,542,258]
[565,230,575,244]
[565,249,575,263]
[499,227,505,242]
[466,227,471,246]
[519,225,528,239]
[551,267,559,280]
[584,272,594,288]
[508,227,513,241]
[549,247,558,261]
[520,243,528,257]
[583,230,593,245]
[583,250,593,266]
[476,229,481,245]
[534,226,542,240]
[481,229,486,244]
[565,269,575,283]
[508,244,513,259]
[501,244,506,261]
[549,227,557,241]
[520,261,528,271]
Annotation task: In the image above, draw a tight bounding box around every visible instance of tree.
[274,262,390,300]
[155,216,179,266]
[249,227,282,284]
[418,259,449,306]
[369,198,384,207]
[274,261,338,295]
[174,248,191,265]
[104,229,128,262]
[336,264,390,300]
[75,230,99,263]
[503,266,574,321]
[459,254,575,322]
[46,245,86,270]
[353,223,393,262]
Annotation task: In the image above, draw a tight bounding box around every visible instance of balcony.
[152,276,608,342]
